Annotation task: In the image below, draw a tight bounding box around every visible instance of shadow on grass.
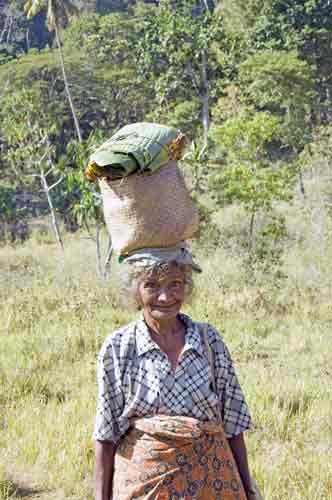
[1,477,47,499]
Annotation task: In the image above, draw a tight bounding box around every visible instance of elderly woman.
[94,246,259,500]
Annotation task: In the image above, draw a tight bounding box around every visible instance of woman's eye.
[171,280,183,288]
[144,281,157,289]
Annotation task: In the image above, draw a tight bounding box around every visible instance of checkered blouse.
[94,314,251,443]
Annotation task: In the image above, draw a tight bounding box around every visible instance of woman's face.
[137,264,186,323]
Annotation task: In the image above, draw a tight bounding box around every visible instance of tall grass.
[1,189,332,499]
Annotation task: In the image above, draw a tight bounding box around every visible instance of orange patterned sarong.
[113,415,247,499]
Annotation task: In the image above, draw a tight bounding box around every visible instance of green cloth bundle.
[86,122,186,182]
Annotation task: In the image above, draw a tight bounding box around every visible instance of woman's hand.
[227,433,264,499]
[246,480,264,500]
[247,491,259,500]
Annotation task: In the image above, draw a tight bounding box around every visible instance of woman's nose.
[157,287,172,301]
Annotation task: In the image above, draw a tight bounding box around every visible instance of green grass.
[0,225,332,499]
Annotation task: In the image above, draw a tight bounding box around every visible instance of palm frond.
[25,0,79,29]
[24,0,46,19]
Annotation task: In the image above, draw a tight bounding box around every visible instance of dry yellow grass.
[0,208,331,499]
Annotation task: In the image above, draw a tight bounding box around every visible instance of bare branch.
[48,176,64,191]
[37,133,49,148]
[28,173,42,179]
[0,15,9,44]
[32,150,49,165]
[45,165,55,177]
[80,236,96,242]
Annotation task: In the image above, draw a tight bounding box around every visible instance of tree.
[210,111,295,267]
[1,84,65,249]
[0,0,53,60]
[239,50,316,195]
[61,12,154,133]
[0,1,27,59]
[24,0,82,142]
[60,136,113,280]
[135,0,224,144]
[181,141,209,193]
[229,0,332,110]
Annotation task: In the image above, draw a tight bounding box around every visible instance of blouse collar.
[135,313,204,358]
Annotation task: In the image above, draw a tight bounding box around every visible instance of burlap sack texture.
[99,160,199,255]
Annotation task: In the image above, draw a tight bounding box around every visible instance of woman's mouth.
[152,303,178,310]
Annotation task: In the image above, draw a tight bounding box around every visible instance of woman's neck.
[143,313,185,371]
[143,314,181,338]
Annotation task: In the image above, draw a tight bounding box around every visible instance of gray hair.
[116,259,195,310]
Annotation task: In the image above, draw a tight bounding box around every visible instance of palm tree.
[24,0,82,142]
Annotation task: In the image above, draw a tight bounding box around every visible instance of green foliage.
[210,110,295,273]
[60,135,104,224]
[61,12,101,50]
[181,140,209,193]
[239,0,332,105]
[212,162,294,213]
[0,0,52,61]
[239,51,316,114]
[193,197,221,250]
[159,100,201,138]
[82,12,136,66]
[238,50,316,159]
[1,83,65,182]
[24,0,79,30]
[0,0,330,261]
[211,111,281,162]
[0,183,26,224]
[135,0,224,136]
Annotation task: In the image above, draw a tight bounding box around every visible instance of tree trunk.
[95,222,103,280]
[248,211,255,252]
[26,27,30,51]
[6,16,13,44]
[0,16,8,43]
[298,167,305,198]
[200,0,213,146]
[103,235,113,280]
[201,49,210,147]
[54,23,82,143]
[293,146,305,197]
[40,171,64,251]
[201,0,215,13]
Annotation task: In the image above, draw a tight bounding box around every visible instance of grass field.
[1,199,332,499]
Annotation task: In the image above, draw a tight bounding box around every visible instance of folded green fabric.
[87,122,185,182]
[90,151,138,179]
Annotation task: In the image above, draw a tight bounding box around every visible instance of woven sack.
[99,160,199,254]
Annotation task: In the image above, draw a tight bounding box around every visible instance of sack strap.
[201,324,264,499]
[201,323,217,393]
[200,323,223,423]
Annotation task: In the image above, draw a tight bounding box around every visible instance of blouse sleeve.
[93,336,129,443]
[209,326,252,439]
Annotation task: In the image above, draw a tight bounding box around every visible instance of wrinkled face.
[137,264,186,322]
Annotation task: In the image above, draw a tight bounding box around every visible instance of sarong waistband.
[133,415,222,439]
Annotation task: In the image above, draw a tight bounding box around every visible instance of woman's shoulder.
[99,319,138,358]
[184,315,231,358]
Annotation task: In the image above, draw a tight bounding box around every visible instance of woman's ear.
[131,279,142,310]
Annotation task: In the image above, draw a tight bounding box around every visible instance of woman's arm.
[95,440,117,500]
[228,433,257,499]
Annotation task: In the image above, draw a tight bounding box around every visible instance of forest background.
[0,1,332,499]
